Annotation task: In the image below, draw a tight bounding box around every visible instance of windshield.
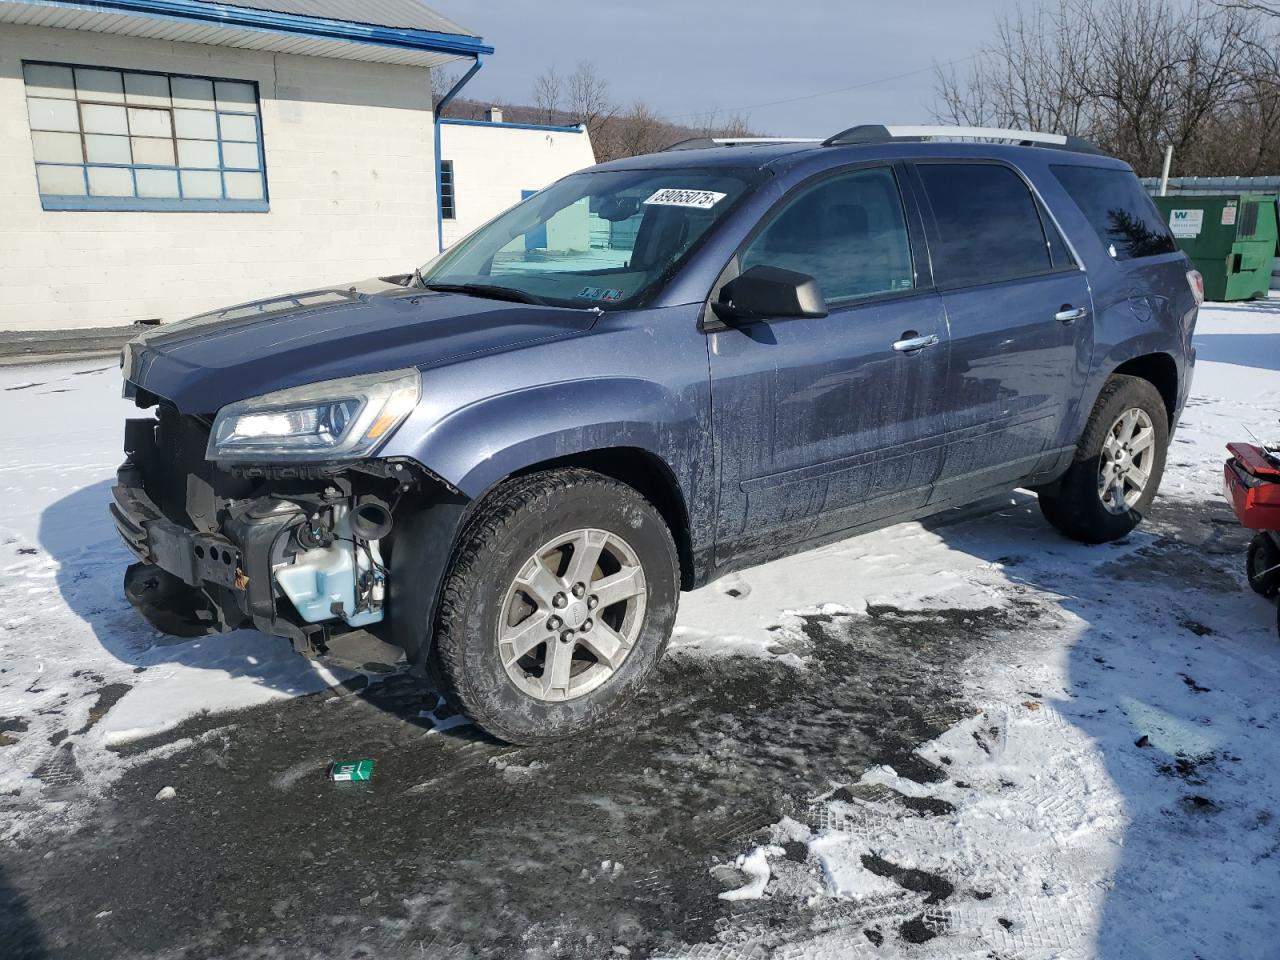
[419,167,760,309]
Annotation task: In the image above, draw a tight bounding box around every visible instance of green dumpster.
[1154,194,1278,301]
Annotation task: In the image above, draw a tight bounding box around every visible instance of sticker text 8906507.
[643,188,727,210]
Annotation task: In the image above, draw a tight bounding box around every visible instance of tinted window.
[741,166,914,303]
[1042,204,1076,270]
[1052,164,1177,260]
[916,162,1053,287]
[423,168,757,310]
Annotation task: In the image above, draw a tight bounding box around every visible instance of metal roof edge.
[439,117,586,135]
[6,0,494,56]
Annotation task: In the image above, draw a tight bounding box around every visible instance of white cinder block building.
[0,0,594,348]
[439,114,595,249]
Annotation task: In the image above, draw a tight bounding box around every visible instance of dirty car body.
[114,127,1201,742]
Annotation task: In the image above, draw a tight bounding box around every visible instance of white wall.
[0,23,439,332]
[439,120,595,248]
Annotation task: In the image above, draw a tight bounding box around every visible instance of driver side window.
[741,166,914,303]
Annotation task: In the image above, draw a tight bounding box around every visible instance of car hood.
[123,277,599,413]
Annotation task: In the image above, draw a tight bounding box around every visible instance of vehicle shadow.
[930,492,1280,958]
[0,865,45,960]
[1194,332,1280,372]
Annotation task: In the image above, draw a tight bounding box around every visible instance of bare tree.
[717,112,756,139]
[1214,1,1279,14]
[1201,34,1280,174]
[684,108,757,141]
[1084,1,1250,172]
[614,101,667,158]
[933,0,1276,176]
[689,108,722,139]
[934,0,1097,134]
[566,61,618,153]
[431,66,460,111]
[532,67,563,126]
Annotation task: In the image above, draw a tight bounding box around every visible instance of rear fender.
[1072,336,1184,439]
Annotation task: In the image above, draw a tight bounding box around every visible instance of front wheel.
[431,468,679,744]
[1038,374,1169,544]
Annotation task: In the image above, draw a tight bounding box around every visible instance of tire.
[1247,532,1280,598]
[431,468,679,744]
[1038,375,1169,544]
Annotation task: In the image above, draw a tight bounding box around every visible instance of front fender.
[397,377,704,502]
[381,374,710,669]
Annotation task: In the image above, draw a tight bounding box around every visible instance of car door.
[707,163,950,567]
[909,160,1094,503]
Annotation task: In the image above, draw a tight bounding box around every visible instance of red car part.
[1225,442,1280,530]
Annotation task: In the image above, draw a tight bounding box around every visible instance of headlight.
[207,368,421,462]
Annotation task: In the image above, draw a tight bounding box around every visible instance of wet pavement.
[1,493,1262,960]
[0,598,1009,959]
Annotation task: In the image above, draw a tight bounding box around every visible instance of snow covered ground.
[0,361,350,804]
[1,301,1279,958]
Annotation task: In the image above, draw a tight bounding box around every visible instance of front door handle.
[892,333,940,353]
[1055,305,1088,324]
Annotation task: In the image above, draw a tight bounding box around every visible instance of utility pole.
[1159,145,1174,196]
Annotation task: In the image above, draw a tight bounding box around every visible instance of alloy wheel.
[1097,407,1157,515]
[497,528,647,702]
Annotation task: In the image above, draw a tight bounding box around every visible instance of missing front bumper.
[111,462,314,649]
[122,562,224,638]
[112,410,449,658]
[111,468,243,589]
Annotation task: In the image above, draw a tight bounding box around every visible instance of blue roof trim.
[21,0,494,56]
[439,117,586,134]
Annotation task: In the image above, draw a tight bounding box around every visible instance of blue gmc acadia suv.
[113,124,1202,743]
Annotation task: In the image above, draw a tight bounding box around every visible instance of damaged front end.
[111,401,443,657]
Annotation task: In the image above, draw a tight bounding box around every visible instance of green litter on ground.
[329,759,374,782]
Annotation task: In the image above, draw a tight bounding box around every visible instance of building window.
[22,61,268,212]
[439,160,455,220]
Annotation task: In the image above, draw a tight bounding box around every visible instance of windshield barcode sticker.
[643,188,727,210]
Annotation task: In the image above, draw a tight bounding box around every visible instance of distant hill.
[439,96,758,162]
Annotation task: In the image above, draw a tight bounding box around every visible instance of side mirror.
[711,265,828,324]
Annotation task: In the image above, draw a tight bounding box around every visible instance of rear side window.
[741,166,914,303]
[915,162,1054,287]
[1051,165,1177,260]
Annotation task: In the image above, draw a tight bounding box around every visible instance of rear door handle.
[892,333,940,353]
[1055,306,1088,324]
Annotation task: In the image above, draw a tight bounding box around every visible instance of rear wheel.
[1247,532,1280,598]
[431,468,679,744]
[1038,375,1169,544]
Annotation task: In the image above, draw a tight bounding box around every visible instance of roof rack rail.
[822,124,1102,155]
[664,136,822,151]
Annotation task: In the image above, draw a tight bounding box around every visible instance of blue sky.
[426,0,1024,136]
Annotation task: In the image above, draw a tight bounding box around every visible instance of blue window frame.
[22,61,269,213]
[439,160,456,220]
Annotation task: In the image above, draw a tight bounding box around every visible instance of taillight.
[1186,269,1205,306]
